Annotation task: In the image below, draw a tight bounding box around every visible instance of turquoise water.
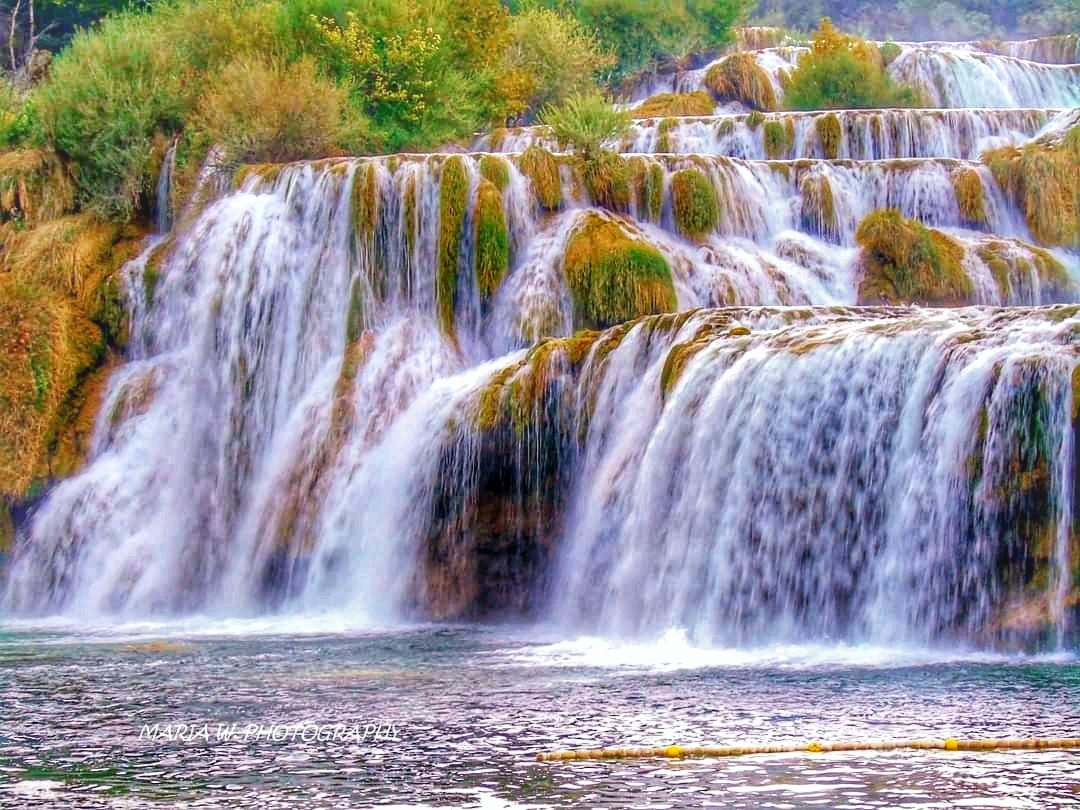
[1,620,1078,808]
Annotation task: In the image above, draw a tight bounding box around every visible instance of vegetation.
[703,52,777,111]
[983,125,1079,249]
[540,92,631,162]
[474,179,509,299]
[952,167,987,229]
[517,145,562,211]
[784,19,922,111]
[762,118,794,158]
[437,156,469,335]
[562,212,677,329]
[855,209,974,305]
[670,168,720,241]
[799,173,837,240]
[747,0,1079,39]
[633,91,715,119]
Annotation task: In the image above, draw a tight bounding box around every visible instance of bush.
[633,91,714,118]
[196,56,355,165]
[540,92,630,161]
[495,8,612,122]
[670,168,719,240]
[704,53,777,111]
[784,19,922,111]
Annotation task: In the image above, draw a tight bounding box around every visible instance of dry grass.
[704,53,777,111]
[633,91,715,118]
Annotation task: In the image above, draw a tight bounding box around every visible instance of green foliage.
[518,146,562,210]
[495,8,613,121]
[526,0,746,85]
[196,56,357,165]
[540,92,631,161]
[784,19,922,111]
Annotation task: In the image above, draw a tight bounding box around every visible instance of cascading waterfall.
[3,36,1078,649]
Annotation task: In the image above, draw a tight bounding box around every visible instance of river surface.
[1,620,1077,809]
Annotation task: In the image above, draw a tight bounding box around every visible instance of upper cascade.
[625,43,1080,109]
[482,108,1067,161]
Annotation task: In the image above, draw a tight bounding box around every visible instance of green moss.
[518,146,562,211]
[670,168,719,241]
[583,150,630,212]
[763,119,792,159]
[474,179,509,299]
[352,161,379,242]
[746,110,764,130]
[563,212,677,329]
[633,91,714,118]
[855,209,974,305]
[953,168,987,229]
[799,173,837,240]
[438,155,469,336]
[656,118,674,153]
[402,172,417,257]
[630,157,664,223]
[703,53,777,111]
[976,238,1075,303]
[479,154,510,192]
[816,113,842,160]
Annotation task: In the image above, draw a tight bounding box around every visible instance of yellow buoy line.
[536,738,1080,761]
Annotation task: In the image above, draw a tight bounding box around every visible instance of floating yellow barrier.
[535,738,1080,761]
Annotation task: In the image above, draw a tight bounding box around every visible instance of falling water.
[3,36,1078,650]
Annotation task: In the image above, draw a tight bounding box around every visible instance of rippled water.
[1,622,1078,809]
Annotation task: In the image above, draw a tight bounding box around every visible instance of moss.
[402,171,418,257]
[670,168,720,241]
[479,154,510,192]
[983,126,1079,248]
[473,179,509,299]
[629,157,664,223]
[746,110,764,130]
[633,91,714,118]
[351,161,379,243]
[879,41,902,66]
[816,113,842,160]
[563,212,677,329]
[976,238,1074,303]
[0,500,12,553]
[583,150,630,212]
[703,53,778,111]
[50,357,117,479]
[855,209,974,305]
[799,173,838,241]
[517,146,561,211]
[717,118,735,137]
[437,156,469,336]
[763,119,792,159]
[656,118,674,153]
[953,168,987,229]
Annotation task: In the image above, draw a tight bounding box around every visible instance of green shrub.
[196,56,357,165]
[670,167,719,240]
[784,19,923,110]
[540,91,630,161]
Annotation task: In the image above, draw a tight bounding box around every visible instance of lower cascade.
[2,153,1077,650]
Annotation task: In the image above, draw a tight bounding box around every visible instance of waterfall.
[155,140,177,234]
[3,36,1078,649]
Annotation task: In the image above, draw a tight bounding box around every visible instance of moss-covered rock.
[855,209,974,305]
[633,91,715,118]
[763,118,794,159]
[975,237,1074,303]
[479,154,510,191]
[704,53,778,111]
[437,155,469,335]
[799,173,838,241]
[473,179,509,299]
[517,145,561,211]
[983,125,1079,248]
[582,150,630,212]
[816,113,842,160]
[670,168,720,241]
[351,161,379,243]
[563,212,677,329]
[629,156,664,223]
[952,167,987,229]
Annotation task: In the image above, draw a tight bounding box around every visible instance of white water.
[3,38,1078,650]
